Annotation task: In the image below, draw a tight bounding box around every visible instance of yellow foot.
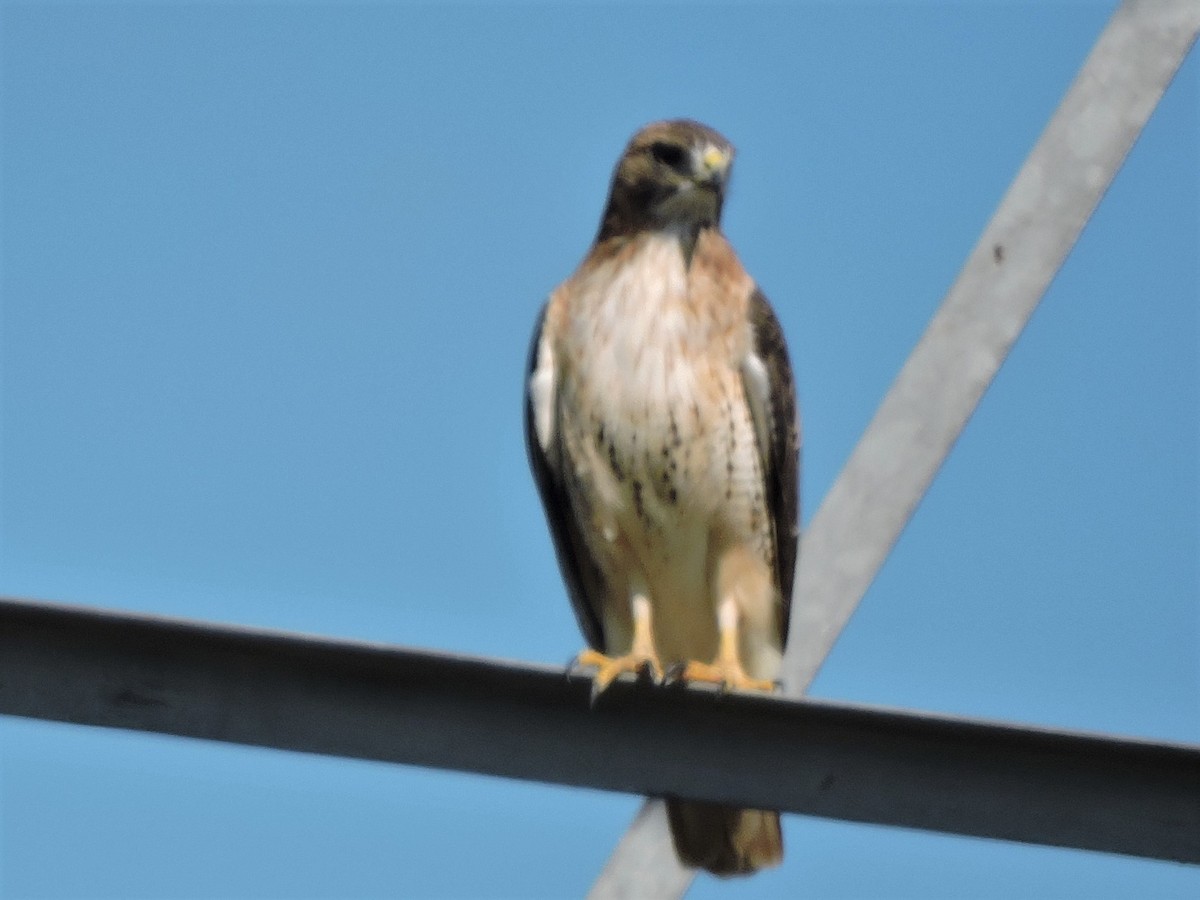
[574,647,663,699]
[678,659,775,694]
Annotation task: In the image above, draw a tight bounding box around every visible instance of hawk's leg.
[574,593,663,700]
[680,598,775,693]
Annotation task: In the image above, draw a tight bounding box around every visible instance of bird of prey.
[524,120,800,877]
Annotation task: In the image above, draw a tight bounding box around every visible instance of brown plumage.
[525,120,800,877]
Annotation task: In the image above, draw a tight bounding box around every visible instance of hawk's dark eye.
[650,142,686,169]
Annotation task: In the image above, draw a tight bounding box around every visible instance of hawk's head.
[597,119,734,247]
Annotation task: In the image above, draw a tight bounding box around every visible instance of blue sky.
[1,2,1196,897]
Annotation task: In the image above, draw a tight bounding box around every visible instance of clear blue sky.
[2,2,1196,897]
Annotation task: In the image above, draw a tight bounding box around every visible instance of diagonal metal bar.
[588,1,1200,895]
[3,596,1199,867]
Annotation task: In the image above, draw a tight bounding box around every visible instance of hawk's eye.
[650,142,686,169]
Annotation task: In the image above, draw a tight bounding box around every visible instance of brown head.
[596,119,735,251]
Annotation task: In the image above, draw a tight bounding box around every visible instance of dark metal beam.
[3,596,1198,865]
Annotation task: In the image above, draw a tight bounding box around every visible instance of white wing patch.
[529,333,556,455]
[741,350,773,473]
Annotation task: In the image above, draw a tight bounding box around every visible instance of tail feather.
[666,799,783,877]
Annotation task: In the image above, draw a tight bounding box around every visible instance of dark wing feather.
[745,288,801,647]
[523,302,609,652]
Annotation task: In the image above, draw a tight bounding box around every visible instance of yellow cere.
[702,146,730,172]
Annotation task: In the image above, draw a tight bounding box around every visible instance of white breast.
[552,236,768,657]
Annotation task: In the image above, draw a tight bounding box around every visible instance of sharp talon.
[572,646,664,703]
[663,661,687,684]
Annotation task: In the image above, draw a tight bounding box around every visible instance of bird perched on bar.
[524,119,800,877]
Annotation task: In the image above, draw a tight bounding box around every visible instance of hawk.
[525,120,800,876]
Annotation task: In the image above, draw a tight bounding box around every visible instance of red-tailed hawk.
[525,120,800,876]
